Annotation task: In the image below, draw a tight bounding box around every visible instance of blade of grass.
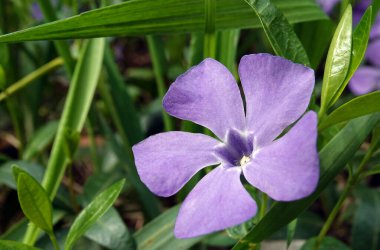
[0,0,327,42]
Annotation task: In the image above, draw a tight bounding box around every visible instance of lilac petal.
[132,132,221,197]
[370,16,380,39]
[366,39,380,67]
[239,53,314,148]
[243,111,319,201]
[174,166,257,238]
[348,66,380,95]
[163,58,245,140]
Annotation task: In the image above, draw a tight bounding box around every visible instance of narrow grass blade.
[64,179,125,250]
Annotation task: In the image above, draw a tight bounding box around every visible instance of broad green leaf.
[352,187,380,250]
[0,240,41,250]
[329,6,372,105]
[134,205,204,250]
[244,0,310,65]
[301,237,350,250]
[85,208,135,250]
[64,179,125,250]
[0,0,326,42]
[232,113,380,250]
[319,91,380,130]
[13,167,53,233]
[23,121,59,160]
[320,5,352,115]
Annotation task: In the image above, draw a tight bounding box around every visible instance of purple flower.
[132,54,320,238]
[317,0,340,13]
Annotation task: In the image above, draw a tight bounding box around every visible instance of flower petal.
[163,58,245,140]
[239,54,314,147]
[132,131,220,197]
[366,39,380,67]
[348,66,380,95]
[174,165,257,238]
[317,0,340,13]
[243,111,319,201]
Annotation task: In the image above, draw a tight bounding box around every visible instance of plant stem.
[0,58,64,102]
[48,232,60,250]
[314,143,376,249]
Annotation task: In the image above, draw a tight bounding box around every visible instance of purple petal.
[348,66,380,95]
[243,111,319,201]
[132,132,221,197]
[366,39,380,67]
[238,53,314,148]
[370,16,380,39]
[163,58,245,140]
[174,166,257,238]
[317,0,340,13]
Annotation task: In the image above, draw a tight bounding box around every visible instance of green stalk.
[314,142,377,249]
[0,58,63,102]
[36,0,74,76]
[203,0,217,59]
[147,35,173,131]
[23,38,105,245]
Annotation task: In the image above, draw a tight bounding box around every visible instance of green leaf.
[301,237,350,250]
[85,208,135,250]
[352,187,380,250]
[232,113,380,250]
[0,240,41,250]
[320,5,352,115]
[329,6,372,106]
[319,91,380,130]
[0,160,44,189]
[64,179,125,250]
[13,166,53,233]
[0,0,326,42]
[286,219,297,249]
[134,205,204,250]
[23,121,59,160]
[244,0,310,65]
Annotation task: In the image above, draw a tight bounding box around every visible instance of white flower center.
[239,155,251,166]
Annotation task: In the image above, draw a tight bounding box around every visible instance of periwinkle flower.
[132,54,319,238]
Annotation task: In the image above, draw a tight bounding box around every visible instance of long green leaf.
[0,240,41,250]
[232,113,380,250]
[0,0,326,42]
[134,205,203,250]
[23,38,106,245]
[329,6,372,106]
[64,179,125,250]
[319,91,380,130]
[13,167,53,233]
[244,0,310,65]
[320,5,352,115]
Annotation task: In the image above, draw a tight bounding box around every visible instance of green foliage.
[320,5,352,115]
[301,236,350,250]
[0,0,326,42]
[0,240,41,250]
[244,0,310,65]
[319,91,380,130]
[64,179,125,250]
[134,205,203,250]
[352,187,380,250]
[13,166,53,233]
